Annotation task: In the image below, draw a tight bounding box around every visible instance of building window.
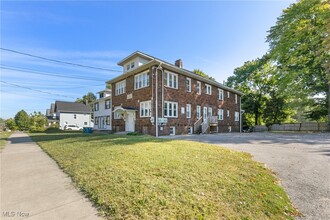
[218,109,223,120]
[164,71,178,89]
[205,84,212,95]
[84,122,87,125]
[169,126,176,135]
[114,112,121,119]
[235,112,239,121]
[208,107,213,117]
[197,105,201,118]
[99,93,104,99]
[218,89,224,100]
[186,104,191,118]
[131,62,135,69]
[74,114,77,119]
[135,72,149,90]
[164,101,178,118]
[105,100,111,109]
[188,126,193,134]
[197,81,201,95]
[126,64,130,71]
[94,102,99,111]
[186,77,191,92]
[227,91,230,98]
[140,100,151,117]
[227,110,230,118]
[115,80,126,95]
[235,94,238,104]
[203,106,208,120]
[95,117,99,125]
[106,116,110,125]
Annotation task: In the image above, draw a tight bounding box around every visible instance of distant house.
[47,101,93,129]
[46,103,57,126]
[95,51,243,136]
[93,89,112,131]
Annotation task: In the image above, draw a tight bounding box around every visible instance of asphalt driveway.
[163,132,330,220]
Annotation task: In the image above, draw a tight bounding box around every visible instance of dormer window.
[131,62,135,69]
[99,93,104,99]
[126,64,130,71]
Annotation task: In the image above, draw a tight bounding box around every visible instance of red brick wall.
[111,66,241,135]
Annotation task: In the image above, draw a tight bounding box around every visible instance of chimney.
[175,59,183,68]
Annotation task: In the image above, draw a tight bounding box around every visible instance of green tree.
[76,92,96,109]
[5,118,17,130]
[193,69,216,81]
[14,110,30,131]
[30,112,47,131]
[267,0,330,121]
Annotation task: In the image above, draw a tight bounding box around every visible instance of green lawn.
[0,131,12,150]
[30,132,298,219]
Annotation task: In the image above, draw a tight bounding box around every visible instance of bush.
[127,132,143,136]
[44,127,62,133]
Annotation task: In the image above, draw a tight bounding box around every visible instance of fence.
[254,122,329,132]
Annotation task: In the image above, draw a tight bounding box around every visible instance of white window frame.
[227,110,230,118]
[186,77,191,92]
[235,111,239,121]
[227,91,230,98]
[164,71,178,89]
[218,109,223,120]
[186,104,191,118]
[130,62,135,69]
[135,71,149,90]
[94,102,99,111]
[208,107,213,117]
[105,100,111,109]
[205,84,212,95]
[114,112,121,119]
[115,80,126,96]
[197,81,201,95]
[218,89,224,100]
[140,100,151,117]
[235,94,238,104]
[164,101,178,118]
[169,126,176,135]
[188,126,193,134]
[126,64,130,71]
[196,105,201,118]
[203,106,208,120]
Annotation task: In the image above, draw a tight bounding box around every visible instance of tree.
[267,0,330,121]
[5,118,17,130]
[193,69,216,81]
[76,92,96,109]
[30,112,47,131]
[14,110,30,131]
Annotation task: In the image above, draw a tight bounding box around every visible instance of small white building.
[53,101,93,129]
[93,89,112,131]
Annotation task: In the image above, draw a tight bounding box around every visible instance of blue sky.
[0,0,294,119]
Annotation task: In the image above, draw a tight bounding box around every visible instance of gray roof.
[55,101,92,113]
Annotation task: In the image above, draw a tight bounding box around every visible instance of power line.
[1,90,58,100]
[0,80,76,99]
[1,47,122,72]
[1,65,107,82]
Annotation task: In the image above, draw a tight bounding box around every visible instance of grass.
[0,131,12,151]
[30,132,298,219]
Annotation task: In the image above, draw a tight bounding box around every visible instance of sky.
[0,0,295,119]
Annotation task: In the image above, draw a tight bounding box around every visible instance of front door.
[125,112,135,132]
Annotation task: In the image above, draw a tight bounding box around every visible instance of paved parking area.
[163,132,330,220]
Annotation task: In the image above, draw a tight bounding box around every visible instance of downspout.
[155,63,163,137]
[240,96,243,133]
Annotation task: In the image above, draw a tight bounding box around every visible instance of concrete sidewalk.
[0,132,100,220]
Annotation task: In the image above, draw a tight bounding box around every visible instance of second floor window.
[140,100,151,117]
[235,111,239,121]
[164,101,178,117]
[218,89,224,100]
[105,100,111,109]
[235,94,238,104]
[186,77,191,92]
[227,91,230,98]
[135,72,149,90]
[94,102,99,111]
[197,105,201,118]
[205,84,212,95]
[115,80,126,95]
[227,110,230,118]
[197,81,201,94]
[164,71,178,89]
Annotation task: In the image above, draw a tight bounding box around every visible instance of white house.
[51,101,93,129]
[93,89,112,131]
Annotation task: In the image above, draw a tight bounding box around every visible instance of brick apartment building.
[105,51,243,136]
